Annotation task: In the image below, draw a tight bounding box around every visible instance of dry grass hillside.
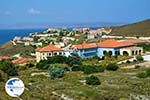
[111,19,150,37]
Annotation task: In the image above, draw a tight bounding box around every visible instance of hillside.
[111,19,150,37]
[0,42,34,57]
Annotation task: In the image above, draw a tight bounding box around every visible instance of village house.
[87,30,102,39]
[36,45,65,62]
[12,58,34,65]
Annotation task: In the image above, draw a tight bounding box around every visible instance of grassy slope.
[0,67,150,100]
[0,42,34,57]
[111,19,150,37]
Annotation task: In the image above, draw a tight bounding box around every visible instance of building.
[72,39,143,59]
[36,45,65,62]
[36,39,144,62]
[87,30,102,39]
[0,56,10,60]
[12,58,34,65]
[72,43,98,58]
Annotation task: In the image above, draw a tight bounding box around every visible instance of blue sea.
[0,29,46,45]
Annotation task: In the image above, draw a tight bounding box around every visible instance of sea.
[0,29,46,45]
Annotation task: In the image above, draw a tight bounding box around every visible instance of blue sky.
[0,0,150,28]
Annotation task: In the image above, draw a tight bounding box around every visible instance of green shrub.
[146,69,150,77]
[26,63,34,68]
[66,56,81,67]
[106,63,118,71]
[47,56,68,64]
[48,66,65,79]
[83,65,94,74]
[136,55,144,61]
[0,60,18,76]
[95,65,105,72]
[137,69,150,78]
[82,65,105,74]
[36,60,49,69]
[86,75,101,85]
[72,64,82,71]
[134,65,141,69]
[137,72,147,78]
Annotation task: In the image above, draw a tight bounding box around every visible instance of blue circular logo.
[5,78,25,97]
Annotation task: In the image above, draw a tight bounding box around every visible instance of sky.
[0,0,150,28]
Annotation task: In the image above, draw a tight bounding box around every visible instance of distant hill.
[110,19,150,37]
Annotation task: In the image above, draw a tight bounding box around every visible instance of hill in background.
[110,19,150,37]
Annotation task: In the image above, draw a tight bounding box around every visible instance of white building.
[36,45,65,62]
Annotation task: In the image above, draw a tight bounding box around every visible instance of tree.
[86,75,101,85]
[48,66,65,79]
[47,56,68,64]
[0,60,18,76]
[136,55,144,61]
[36,60,49,69]
[66,55,81,67]
[106,63,118,71]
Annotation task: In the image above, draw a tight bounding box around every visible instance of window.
[135,50,138,55]
[132,51,134,55]
[54,52,57,55]
[139,50,142,55]
[59,52,62,55]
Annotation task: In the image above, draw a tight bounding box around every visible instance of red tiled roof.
[36,45,62,52]
[119,39,147,44]
[72,39,134,49]
[72,39,147,50]
[72,43,98,49]
[12,58,34,64]
[98,39,133,48]
[0,56,10,60]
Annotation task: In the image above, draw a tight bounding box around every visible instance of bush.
[146,69,150,77]
[82,65,94,74]
[106,63,118,71]
[86,75,101,85]
[48,66,65,79]
[0,60,18,76]
[134,65,141,69]
[26,63,35,68]
[47,56,68,64]
[66,56,81,67]
[137,69,150,78]
[136,56,144,61]
[82,65,105,74]
[72,64,82,71]
[36,60,49,69]
[137,72,147,78]
[95,65,105,72]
